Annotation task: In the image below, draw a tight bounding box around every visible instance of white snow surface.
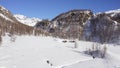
[0,35,120,68]
[96,9,120,17]
[105,9,120,17]
[14,14,42,26]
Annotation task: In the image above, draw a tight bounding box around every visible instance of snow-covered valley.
[0,5,120,68]
[0,35,120,68]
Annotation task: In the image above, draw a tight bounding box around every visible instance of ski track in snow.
[0,55,11,61]
[107,51,120,61]
[0,66,6,68]
[54,58,93,68]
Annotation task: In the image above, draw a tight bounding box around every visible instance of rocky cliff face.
[34,9,120,43]
[0,5,119,43]
[47,9,120,43]
[50,10,93,39]
[84,13,120,43]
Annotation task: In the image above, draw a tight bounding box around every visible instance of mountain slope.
[0,5,47,43]
[0,5,120,43]
[47,9,120,43]
[14,14,42,26]
[105,9,120,16]
[50,10,93,39]
[84,13,120,43]
[0,6,18,23]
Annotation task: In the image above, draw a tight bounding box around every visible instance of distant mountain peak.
[14,14,42,26]
[105,9,120,14]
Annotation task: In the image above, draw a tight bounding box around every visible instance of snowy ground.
[0,35,120,68]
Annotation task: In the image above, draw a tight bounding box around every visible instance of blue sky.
[0,0,120,19]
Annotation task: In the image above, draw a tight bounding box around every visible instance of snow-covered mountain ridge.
[46,9,120,43]
[105,9,120,14]
[0,5,45,42]
[14,14,42,26]
[0,6,18,22]
[0,5,120,43]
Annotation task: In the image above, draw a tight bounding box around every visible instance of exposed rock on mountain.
[105,9,120,23]
[33,9,120,43]
[0,5,120,44]
[0,6,18,22]
[35,19,50,32]
[50,10,93,39]
[84,13,120,43]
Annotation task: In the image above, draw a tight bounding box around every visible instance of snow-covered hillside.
[105,9,120,14]
[105,9,120,17]
[0,6,10,21]
[0,6,16,22]
[0,13,13,22]
[14,14,42,26]
[0,34,120,68]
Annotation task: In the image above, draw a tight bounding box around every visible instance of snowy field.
[0,35,120,68]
